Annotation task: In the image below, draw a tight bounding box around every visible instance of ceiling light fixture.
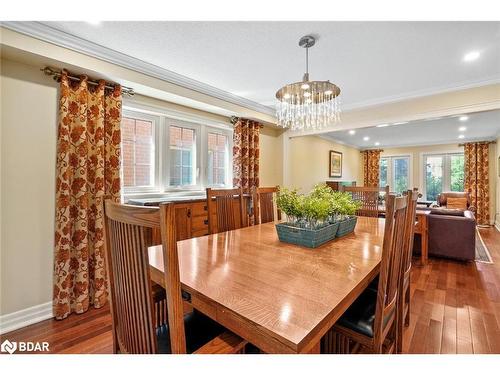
[459,126,467,131]
[458,134,465,139]
[459,115,469,122]
[276,35,341,131]
[375,142,380,146]
[376,124,389,128]
[348,130,356,135]
[363,136,370,141]
[463,51,480,62]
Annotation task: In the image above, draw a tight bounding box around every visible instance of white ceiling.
[323,110,500,149]
[41,21,500,110]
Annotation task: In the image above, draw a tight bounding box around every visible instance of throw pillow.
[446,197,467,210]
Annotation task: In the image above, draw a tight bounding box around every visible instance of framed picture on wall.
[329,150,343,178]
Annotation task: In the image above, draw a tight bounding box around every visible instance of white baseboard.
[0,302,53,335]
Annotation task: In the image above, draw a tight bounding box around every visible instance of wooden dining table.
[148,216,385,354]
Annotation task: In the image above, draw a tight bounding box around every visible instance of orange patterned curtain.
[232,118,261,192]
[53,72,122,320]
[464,142,490,226]
[362,150,382,187]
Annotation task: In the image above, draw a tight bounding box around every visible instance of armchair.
[433,192,475,212]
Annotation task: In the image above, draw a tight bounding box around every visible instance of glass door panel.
[393,157,409,194]
[425,155,444,201]
[450,154,465,192]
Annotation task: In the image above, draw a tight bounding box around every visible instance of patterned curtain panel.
[53,72,122,320]
[464,142,490,226]
[362,150,382,187]
[233,118,261,191]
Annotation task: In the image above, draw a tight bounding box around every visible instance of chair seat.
[156,310,225,353]
[337,288,378,338]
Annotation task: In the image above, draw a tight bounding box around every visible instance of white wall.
[287,135,362,193]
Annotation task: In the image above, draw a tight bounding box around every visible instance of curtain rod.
[230,116,264,128]
[360,149,384,153]
[459,140,496,147]
[41,67,135,97]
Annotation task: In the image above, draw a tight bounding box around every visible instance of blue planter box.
[335,216,358,238]
[275,221,339,248]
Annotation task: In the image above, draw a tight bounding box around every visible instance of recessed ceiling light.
[458,134,465,139]
[392,121,409,125]
[363,136,370,141]
[375,142,380,146]
[348,130,356,135]
[463,51,480,62]
[459,116,469,122]
[459,126,467,131]
[376,124,389,128]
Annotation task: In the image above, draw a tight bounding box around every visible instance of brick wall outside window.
[121,117,154,187]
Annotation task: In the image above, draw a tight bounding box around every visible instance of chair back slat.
[372,193,408,351]
[103,200,186,354]
[253,186,281,224]
[402,189,419,277]
[206,188,245,234]
[340,186,389,217]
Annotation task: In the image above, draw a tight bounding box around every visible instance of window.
[121,107,232,196]
[379,156,410,194]
[121,115,156,190]
[207,132,229,186]
[424,153,464,201]
[169,126,196,187]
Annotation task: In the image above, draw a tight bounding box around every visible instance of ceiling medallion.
[275,35,341,131]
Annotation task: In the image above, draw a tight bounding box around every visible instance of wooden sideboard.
[128,196,251,242]
[325,180,357,191]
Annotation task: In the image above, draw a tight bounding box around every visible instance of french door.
[380,156,410,194]
[423,153,464,201]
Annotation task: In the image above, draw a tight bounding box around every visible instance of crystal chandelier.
[275,35,341,131]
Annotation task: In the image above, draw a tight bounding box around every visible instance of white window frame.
[421,152,465,201]
[379,154,412,193]
[164,118,201,191]
[121,109,160,195]
[205,129,232,188]
[121,101,233,199]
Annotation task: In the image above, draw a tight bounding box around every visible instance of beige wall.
[381,143,497,225]
[259,127,283,187]
[287,135,362,193]
[0,58,283,317]
[1,58,59,315]
[496,139,500,228]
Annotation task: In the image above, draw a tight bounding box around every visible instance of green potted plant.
[275,184,360,248]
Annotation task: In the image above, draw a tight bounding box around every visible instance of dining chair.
[340,186,388,217]
[396,189,419,353]
[321,193,408,354]
[103,200,246,354]
[253,186,281,225]
[206,187,246,234]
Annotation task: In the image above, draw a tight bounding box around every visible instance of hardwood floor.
[2,227,500,354]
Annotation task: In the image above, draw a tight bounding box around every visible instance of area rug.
[475,229,493,264]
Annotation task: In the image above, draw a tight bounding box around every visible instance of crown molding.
[1,21,276,117]
[341,77,500,112]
